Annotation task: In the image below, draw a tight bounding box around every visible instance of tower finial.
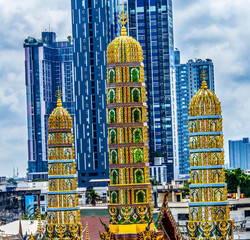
[85,222,90,240]
[55,86,62,107]
[36,208,44,235]
[201,67,208,89]
[118,4,128,36]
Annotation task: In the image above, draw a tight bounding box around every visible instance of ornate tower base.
[186,220,233,240]
[100,229,164,240]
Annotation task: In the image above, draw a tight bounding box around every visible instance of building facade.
[229,138,250,170]
[175,50,214,175]
[186,72,233,239]
[71,0,119,187]
[71,0,178,185]
[121,0,178,182]
[24,32,74,180]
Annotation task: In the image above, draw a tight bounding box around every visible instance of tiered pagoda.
[186,70,233,239]
[45,92,82,239]
[101,8,163,240]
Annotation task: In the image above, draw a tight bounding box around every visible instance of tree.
[150,177,160,186]
[7,178,17,185]
[21,205,35,220]
[181,181,191,199]
[86,189,101,206]
[21,206,46,220]
[225,168,250,197]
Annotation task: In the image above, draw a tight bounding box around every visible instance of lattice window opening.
[108,109,116,124]
[131,107,142,123]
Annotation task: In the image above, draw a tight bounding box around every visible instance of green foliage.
[150,177,160,186]
[182,181,191,199]
[86,189,101,206]
[21,206,46,220]
[21,205,35,220]
[32,178,47,182]
[67,36,72,43]
[7,178,17,185]
[183,180,191,189]
[225,168,250,197]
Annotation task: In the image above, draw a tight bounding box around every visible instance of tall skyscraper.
[24,32,74,180]
[125,0,178,182]
[229,138,250,170]
[175,50,214,175]
[72,0,178,184]
[71,0,118,187]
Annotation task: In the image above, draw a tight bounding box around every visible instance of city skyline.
[0,0,250,177]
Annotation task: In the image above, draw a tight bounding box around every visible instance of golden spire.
[118,4,128,36]
[201,67,208,89]
[36,209,43,235]
[30,232,34,240]
[85,222,90,240]
[55,86,62,107]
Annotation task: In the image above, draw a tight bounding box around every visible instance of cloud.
[0,0,249,177]
[0,0,71,177]
[173,0,250,163]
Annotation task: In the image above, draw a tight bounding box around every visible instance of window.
[89,172,98,176]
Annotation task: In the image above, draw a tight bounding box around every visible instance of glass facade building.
[71,0,178,185]
[24,32,74,180]
[71,0,118,187]
[175,50,214,175]
[229,138,250,170]
[126,0,178,182]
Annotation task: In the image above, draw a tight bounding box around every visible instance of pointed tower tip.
[55,86,62,107]
[118,4,128,36]
[201,80,208,89]
[57,98,62,107]
[201,67,208,89]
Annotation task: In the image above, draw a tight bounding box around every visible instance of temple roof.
[48,97,72,130]
[189,69,221,116]
[107,8,143,64]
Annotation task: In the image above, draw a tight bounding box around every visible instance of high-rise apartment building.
[175,49,214,175]
[71,0,178,184]
[126,0,178,182]
[24,32,74,180]
[229,138,250,170]
[71,0,118,187]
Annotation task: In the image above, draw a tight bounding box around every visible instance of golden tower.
[45,91,82,239]
[186,70,233,239]
[101,7,163,240]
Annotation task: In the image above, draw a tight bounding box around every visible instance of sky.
[0,0,250,177]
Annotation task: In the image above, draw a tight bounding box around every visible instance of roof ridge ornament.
[55,86,62,107]
[118,4,128,36]
[201,67,208,89]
